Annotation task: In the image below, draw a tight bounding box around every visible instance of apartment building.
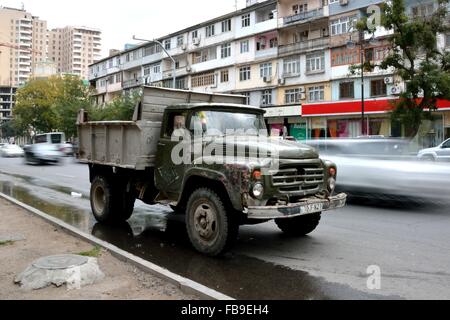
[48,26,102,80]
[88,0,450,143]
[0,7,46,87]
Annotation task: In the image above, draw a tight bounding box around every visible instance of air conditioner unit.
[181,44,187,50]
[299,86,306,93]
[263,76,272,83]
[186,66,192,72]
[391,86,402,95]
[278,78,285,85]
[339,0,349,5]
[192,38,200,46]
[384,77,394,85]
[300,93,306,100]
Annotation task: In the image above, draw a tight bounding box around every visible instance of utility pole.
[132,36,176,89]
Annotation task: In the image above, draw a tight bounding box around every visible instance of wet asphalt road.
[0,157,449,300]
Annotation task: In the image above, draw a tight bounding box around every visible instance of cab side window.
[442,140,450,148]
[164,112,187,138]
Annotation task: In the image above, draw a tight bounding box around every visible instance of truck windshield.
[190,111,267,136]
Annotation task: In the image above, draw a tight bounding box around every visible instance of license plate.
[300,203,324,215]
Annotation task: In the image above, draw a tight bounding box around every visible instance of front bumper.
[245,193,347,220]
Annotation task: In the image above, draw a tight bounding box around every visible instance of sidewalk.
[0,198,198,300]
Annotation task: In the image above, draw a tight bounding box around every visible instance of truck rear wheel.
[185,188,238,256]
[275,213,321,236]
[90,176,135,223]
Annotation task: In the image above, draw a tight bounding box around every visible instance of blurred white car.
[0,144,24,158]
[417,138,450,162]
[23,144,64,165]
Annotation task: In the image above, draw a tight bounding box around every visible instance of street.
[1,157,450,300]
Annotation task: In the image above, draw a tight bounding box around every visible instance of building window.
[192,30,198,40]
[283,56,301,77]
[411,3,434,17]
[153,64,161,74]
[306,52,325,73]
[191,72,216,87]
[242,92,251,105]
[192,47,217,64]
[370,79,387,97]
[260,63,272,78]
[205,25,215,37]
[308,86,325,102]
[240,40,249,53]
[220,70,229,83]
[177,35,184,47]
[222,19,231,33]
[330,16,357,36]
[239,66,251,81]
[242,14,251,28]
[446,34,450,47]
[164,39,171,50]
[285,89,301,104]
[261,90,272,106]
[221,43,231,58]
[339,82,354,99]
[331,46,360,66]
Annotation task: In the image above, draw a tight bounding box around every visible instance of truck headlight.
[328,178,336,194]
[252,183,264,199]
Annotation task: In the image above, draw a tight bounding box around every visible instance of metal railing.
[283,7,324,25]
[279,37,330,56]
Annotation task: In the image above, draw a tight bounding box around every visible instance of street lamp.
[132,35,176,89]
[346,26,378,136]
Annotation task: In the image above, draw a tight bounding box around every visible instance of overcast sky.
[1,0,248,57]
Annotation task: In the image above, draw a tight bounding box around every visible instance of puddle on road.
[0,178,388,300]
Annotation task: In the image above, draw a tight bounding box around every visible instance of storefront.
[444,112,450,140]
[264,105,302,138]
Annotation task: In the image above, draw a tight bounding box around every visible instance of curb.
[0,192,234,301]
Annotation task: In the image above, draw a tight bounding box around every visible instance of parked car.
[23,143,64,165]
[417,138,450,162]
[0,144,24,158]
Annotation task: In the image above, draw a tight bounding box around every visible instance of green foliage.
[376,0,450,137]
[89,91,141,122]
[77,246,102,258]
[13,75,93,139]
[1,119,21,139]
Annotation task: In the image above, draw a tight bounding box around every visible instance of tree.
[13,78,60,139]
[89,91,141,122]
[377,0,450,137]
[53,75,93,139]
[13,75,93,140]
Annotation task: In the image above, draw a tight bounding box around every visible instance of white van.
[34,132,73,156]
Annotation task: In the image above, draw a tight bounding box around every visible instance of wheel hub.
[193,203,217,241]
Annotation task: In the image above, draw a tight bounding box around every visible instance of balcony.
[283,7,326,26]
[122,77,144,89]
[279,37,330,56]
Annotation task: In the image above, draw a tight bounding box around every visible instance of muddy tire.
[185,188,238,256]
[90,176,134,223]
[275,213,321,236]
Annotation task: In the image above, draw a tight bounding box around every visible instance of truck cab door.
[155,111,190,195]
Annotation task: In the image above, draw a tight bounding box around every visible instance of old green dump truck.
[77,86,346,256]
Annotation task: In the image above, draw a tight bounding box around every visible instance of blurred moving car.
[34,132,73,157]
[0,144,24,158]
[417,138,450,162]
[303,138,450,203]
[23,144,64,165]
[305,138,415,159]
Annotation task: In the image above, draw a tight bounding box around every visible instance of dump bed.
[77,86,245,170]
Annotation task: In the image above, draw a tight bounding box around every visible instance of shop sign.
[311,118,327,129]
[264,106,301,118]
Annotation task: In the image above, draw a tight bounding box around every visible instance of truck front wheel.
[185,188,238,256]
[275,213,321,236]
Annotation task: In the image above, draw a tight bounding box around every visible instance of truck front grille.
[270,163,324,195]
